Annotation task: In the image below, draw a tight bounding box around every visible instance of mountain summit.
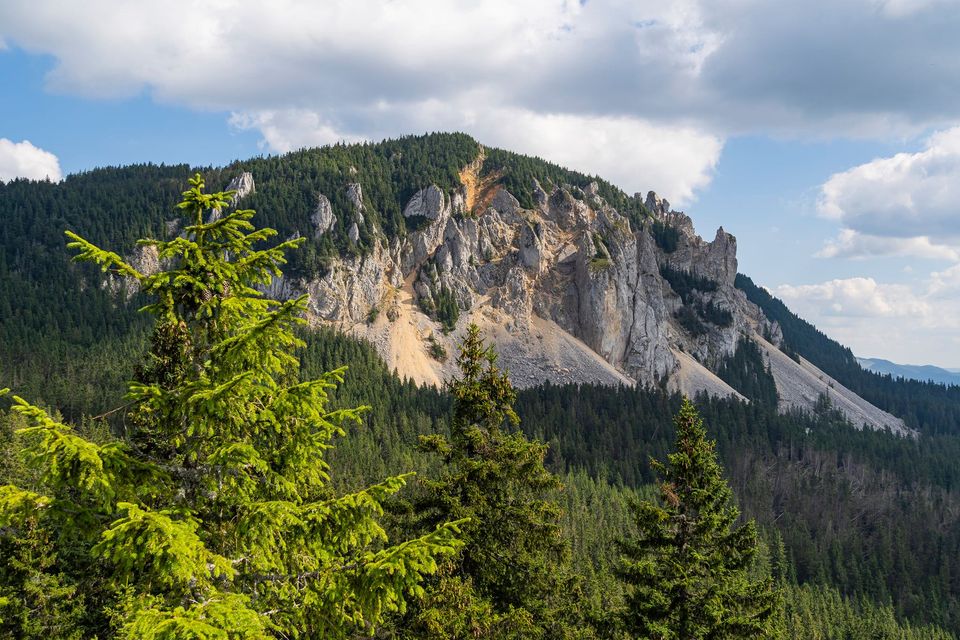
[166,134,905,434]
[0,133,908,434]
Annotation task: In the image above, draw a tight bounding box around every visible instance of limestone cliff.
[214,150,906,435]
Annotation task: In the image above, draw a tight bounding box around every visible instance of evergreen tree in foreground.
[619,398,776,639]
[405,324,578,639]
[0,174,462,638]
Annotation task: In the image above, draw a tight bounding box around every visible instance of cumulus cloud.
[816,230,960,261]
[232,105,722,204]
[929,263,960,294]
[776,277,931,318]
[817,127,960,259]
[6,0,960,203]
[0,138,62,182]
[775,272,960,365]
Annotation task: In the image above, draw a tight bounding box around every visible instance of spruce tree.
[406,324,576,639]
[619,398,776,639]
[0,174,462,638]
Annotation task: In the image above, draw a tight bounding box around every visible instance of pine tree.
[405,324,577,639]
[0,174,463,638]
[618,398,776,639]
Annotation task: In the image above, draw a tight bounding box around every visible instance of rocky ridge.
[219,155,907,434]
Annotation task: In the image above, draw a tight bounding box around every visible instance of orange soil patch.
[458,146,503,215]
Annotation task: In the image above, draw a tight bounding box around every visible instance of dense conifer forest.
[2,135,960,637]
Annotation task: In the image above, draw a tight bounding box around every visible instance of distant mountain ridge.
[857,357,960,387]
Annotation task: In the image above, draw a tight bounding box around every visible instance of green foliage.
[589,233,613,271]
[427,336,448,362]
[0,511,87,639]
[650,219,679,253]
[518,381,960,635]
[402,325,581,638]
[781,583,955,640]
[673,305,709,336]
[0,175,462,638]
[482,147,649,226]
[660,265,732,331]
[232,133,480,272]
[433,285,460,334]
[716,338,779,406]
[0,135,480,417]
[619,399,776,639]
[4,135,960,638]
[119,591,269,639]
[659,264,719,298]
[737,273,960,436]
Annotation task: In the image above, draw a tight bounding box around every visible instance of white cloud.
[876,0,960,18]
[0,0,724,204]
[774,270,960,365]
[229,110,367,152]
[0,138,62,182]
[472,109,722,205]
[776,277,931,319]
[817,127,960,259]
[816,229,960,261]
[929,263,960,294]
[5,0,960,204]
[232,105,722,205]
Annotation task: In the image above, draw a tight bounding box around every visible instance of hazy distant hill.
[858,357,960,387]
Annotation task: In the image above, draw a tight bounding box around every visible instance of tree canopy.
[0,174,463,638]
[619,398,776,639]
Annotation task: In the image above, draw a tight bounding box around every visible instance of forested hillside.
[2,136,960,637]
[737,274,960,437]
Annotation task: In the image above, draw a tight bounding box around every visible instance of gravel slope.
[754,334,912,436]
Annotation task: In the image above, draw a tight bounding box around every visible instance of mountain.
[0,133,908,434]
[233,143,907,434]
[858,357,960,386]
[6,133,960,636]
[736,272,960,436]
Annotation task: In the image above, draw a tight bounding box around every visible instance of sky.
[2,0,960,367]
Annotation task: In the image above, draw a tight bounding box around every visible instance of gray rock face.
[311,194,336,238]
[307,240,399,323]
[346,183,365,225]
[569,207,675,384]
[221,172,902,431]
[403,185,446,220]
[102,243,162,300]
[653,203,778,367]
[645,190,670,217]
[285,179,733,389]
[491,187,520,216]
[518,222,544,273]
[208,172,256,223]
[226,172,255,203]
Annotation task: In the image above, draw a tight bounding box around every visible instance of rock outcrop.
[208,172,255,223]
[347,183,365,225]
[227,172,256,203]
[403,185,447,220]
[269,178,775,388]
[311,194,336,237]
[219,165,904,434]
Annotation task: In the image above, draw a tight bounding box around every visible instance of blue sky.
[2,0,960,366]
